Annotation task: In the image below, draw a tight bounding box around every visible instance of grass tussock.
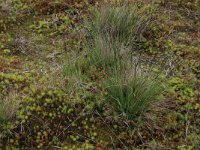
[83,2,163,119]
[104,68,163,119]
[86,3,150,69]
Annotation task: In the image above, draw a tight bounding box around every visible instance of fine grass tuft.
[86,3,150,69]
[104,68,163,119]
[0,100,8,124]
[85,3,162,119]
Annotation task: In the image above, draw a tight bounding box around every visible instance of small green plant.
[0,72,32,136]
[86,2,150,69]
[88,3,148,45]
[0,100,9,125]
[0,99,14,140]
[104,66,163,119]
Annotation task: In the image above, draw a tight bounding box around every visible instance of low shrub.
[4,87,98,148]
[0,72,32,140]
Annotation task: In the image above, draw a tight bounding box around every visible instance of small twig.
[68,131,96,144]
[57,114,82,138]
[110,135,117,150]
[53,145,62,149]
[185,110,190,144]
[137,129,144,145]
[185,120,190,144]
[95,111,128,150]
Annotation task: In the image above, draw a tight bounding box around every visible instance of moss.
[0,0,199,149]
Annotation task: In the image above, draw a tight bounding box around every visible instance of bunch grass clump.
[0,100,10,125]
[104,67,163,119]
[63,2,163,120]
[86,2,150,69]
[88,2,147,43]
[85,2,163,119]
